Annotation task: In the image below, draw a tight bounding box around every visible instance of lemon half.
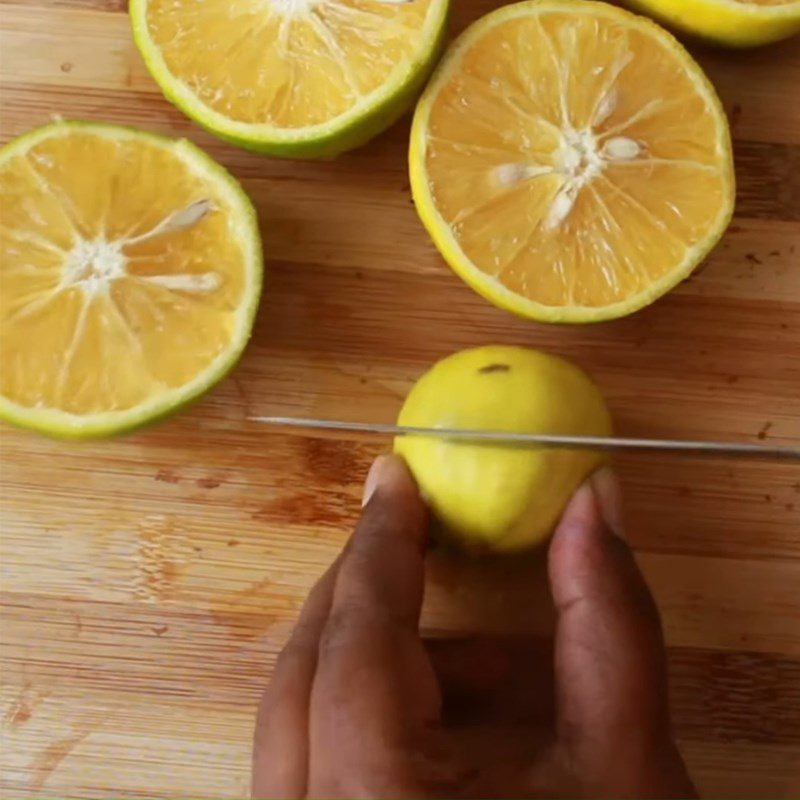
[410,1,735,323]
[131,0,450,158]
[0,121,262,439]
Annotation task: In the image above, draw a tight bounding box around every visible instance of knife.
[249,416,800,462]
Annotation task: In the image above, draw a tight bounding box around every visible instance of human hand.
[252,456,696,799]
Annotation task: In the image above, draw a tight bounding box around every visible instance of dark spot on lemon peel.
[479,364,511,374]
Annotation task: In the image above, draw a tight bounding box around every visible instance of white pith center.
[63,239,127,294]
[269,0,319,17]
[58,199,222,298]
[494,90,645,230]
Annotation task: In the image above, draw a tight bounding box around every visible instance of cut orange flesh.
[131,0,450,156]
[410,1,735,322]
[145,0,438,127]
[0,122,262,438]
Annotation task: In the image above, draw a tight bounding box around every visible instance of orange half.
[410,1,735,322]
[0,122,262,438]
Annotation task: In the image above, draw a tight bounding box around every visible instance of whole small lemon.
[394,347,612,553]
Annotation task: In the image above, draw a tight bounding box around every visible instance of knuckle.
[319,608,356,657]
[318,603,393,664]
[273,626,319,673]
[357,499,413,545]
[286,618,321,652]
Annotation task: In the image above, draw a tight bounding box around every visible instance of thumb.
[548,468,695,797]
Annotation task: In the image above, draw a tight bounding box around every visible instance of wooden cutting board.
[1,1,799,796]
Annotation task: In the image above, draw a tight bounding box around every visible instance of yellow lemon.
[622,0,800,47]
[0,121,262,439]
[410,1,735,323]
[131,0,450,158]
[394,346,612,553]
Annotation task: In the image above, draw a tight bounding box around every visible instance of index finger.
[332,454,429,631]
[309,456,442,792]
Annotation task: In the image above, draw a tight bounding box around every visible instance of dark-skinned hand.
[252,455,696,799]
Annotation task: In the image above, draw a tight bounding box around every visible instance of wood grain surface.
[1,0,799,796]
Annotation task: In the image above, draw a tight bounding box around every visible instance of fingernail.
[590,466,626,539]
[362,455,392,507]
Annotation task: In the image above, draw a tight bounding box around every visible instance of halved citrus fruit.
[0,121,262,439]
[622,0,800,47]
[131,0,450,158]
[410,0,735,323]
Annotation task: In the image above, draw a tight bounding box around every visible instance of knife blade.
[249,416,800,462]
